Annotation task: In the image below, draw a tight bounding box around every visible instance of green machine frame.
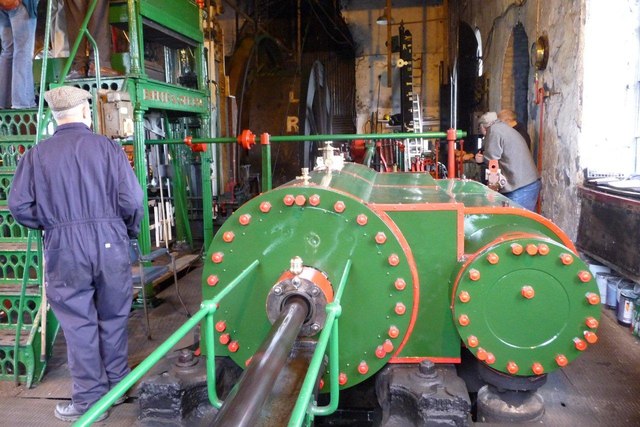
[108,0,215,254]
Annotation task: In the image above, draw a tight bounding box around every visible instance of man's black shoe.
[54,402,109,422]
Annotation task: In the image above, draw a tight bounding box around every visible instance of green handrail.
[74,259,260,427]
[288,259,352,426]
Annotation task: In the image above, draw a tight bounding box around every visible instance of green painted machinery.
[202,160,601,397]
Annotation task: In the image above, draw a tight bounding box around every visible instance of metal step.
[0,284,41,296]
[0,327,30,347]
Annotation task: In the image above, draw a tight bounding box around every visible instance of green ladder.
[0,108,59,387]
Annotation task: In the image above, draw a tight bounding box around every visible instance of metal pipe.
[144,130,467,146]
[214,297,309,427]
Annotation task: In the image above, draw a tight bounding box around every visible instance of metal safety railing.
[75,257,352,426]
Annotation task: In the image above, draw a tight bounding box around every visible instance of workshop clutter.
[589,261,640,337]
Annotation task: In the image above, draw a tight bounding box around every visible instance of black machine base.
[375,360,472,426]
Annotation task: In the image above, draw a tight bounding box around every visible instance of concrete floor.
[1,262,639,426]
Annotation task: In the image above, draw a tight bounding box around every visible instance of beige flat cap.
[478,111,498,126]
[44,86,92,111]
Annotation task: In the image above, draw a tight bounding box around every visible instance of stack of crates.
[0,109,59,387]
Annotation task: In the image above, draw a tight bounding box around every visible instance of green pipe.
[262,141,272,192]
[133,109,152,256]
[288,259,352,426]
[204,259,260,408]
[127,0,142,76]
[199,115,215,247]
[74,302,211,427]
[13,230,33,385]
[35,0,53,143]
[147,130,466,147]
[74,259,260,426]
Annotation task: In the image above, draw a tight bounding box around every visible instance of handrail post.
[288,259,351,426]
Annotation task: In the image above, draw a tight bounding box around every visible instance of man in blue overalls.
[9,86,143,422]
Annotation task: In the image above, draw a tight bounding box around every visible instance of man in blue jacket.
[9,86,144,422]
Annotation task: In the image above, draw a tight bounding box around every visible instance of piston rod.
[214,297,310,426]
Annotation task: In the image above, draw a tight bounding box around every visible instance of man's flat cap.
[44,86,92,111]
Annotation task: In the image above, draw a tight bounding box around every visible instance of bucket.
[617,280,635,305]
[595,273,612,304]
[588,262,611,278]
[606,276,622,309]
[617,289,638,326]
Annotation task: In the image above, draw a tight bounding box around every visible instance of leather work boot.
[54,402,109,422]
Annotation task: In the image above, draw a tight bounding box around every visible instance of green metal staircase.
[0,109,59,387]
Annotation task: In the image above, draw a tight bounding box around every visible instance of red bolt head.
[388,254,400,266]
[526,244,539,255]
[295,195,307,206]
[476,347,487,361]
[219,333,230,345]
[259,201,272,213]
[511,243,524,255]
[283,195,295,206]
[538,243,550,255]
[521,285,535,299]
[555,354,568,367]
[578,270,592,283]
[487,252,499,264]
[356,214,368,226]
[394,278,406,291]
[486,352,496,365]
[560,253,574,265]
[222,231,235,243]
[573,337,587,351]
[586,292,600,305]
[469,269,481,281]
[375,232,387,244]
[458,291,471,303]
[584,331,598,344]
[358,361,369,375]
[585,317,599,329]
[467,335,479,348]
[215,320,226,332]
[383,339,394,353]
[211,252,224,263]
[388,325,400,338]
[239,214,251,225]
[375,345,386,358]
[207,275,219,286]
[245,357,252,367]
[507,361,519,374]
[309,194,321,206]
[319,379,325,389]
[228,341,239,353]
[532,362,544,375]
[458,314,470,326]
[338,373,348,385]
[395,302,406,315]
[334,201,346,213]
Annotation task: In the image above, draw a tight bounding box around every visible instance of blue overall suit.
[8,122,144,411]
